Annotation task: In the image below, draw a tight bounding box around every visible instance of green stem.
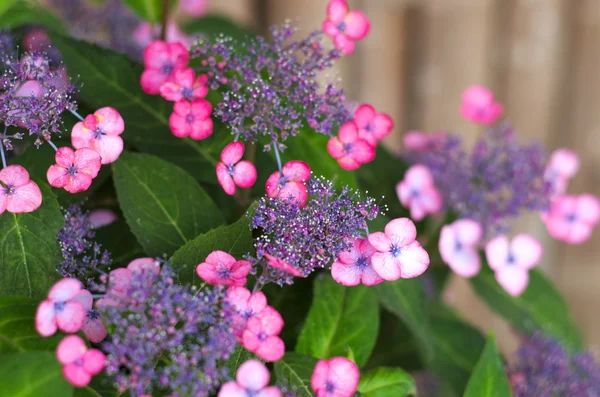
[160,0,172,41]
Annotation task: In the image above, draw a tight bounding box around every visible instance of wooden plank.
[208,0,258,27]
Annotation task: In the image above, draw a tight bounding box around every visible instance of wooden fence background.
[207,0,600,354]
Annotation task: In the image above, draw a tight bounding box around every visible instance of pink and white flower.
[141,41,189,94]
[196,250,252,287]
[226,287,268,335]
[396,164,443,221]
[322,0,370,55]
[265,160,311,207]
[159,68,208,102]
[331,238,383,286]
[460,85,503,125]
[169,99,213,140]
[0,165,42,214]
[544,148,579,196]
[353,104,394,147]
[47,147,101,194]
[71,107,125,165]
[218,359,282,397]
[216,142,257,196]
[35,278,86,336]
[311,357,360,397]
[242,307,285,362]
[439,219,483,278]
[56,335,105,387]
[485,234,542,296]
[367,218,430,280]
[544,194,600,245]
[327,122,375,170]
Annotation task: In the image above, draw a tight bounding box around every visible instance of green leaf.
[373,278,433,363]
[112,152,224,257]
[0,351,73,396]
[0,295,63,354]
[123,0,162,23]
[0,2,66,29]
[171,213,252,286]
[358,367,417,397]
[220,345,258,376]
[74,387,103,397]
[93,219,145,266]
[0,182,64,298]
[274,353,318,397]
[463,334,511,397]
[470,265,583,350]
[182,14,251,41]
[296,274,379,368]
[0,0,20,18]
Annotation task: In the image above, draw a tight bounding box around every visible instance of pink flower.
[56,335,105,387]
[396,165,443,221]
[88,209,118,229]
[544,194,600,244]
[218,359,282,397]
[35,278,86,336]
[96,258,161,306]
[353,104,394,147]
[311,357,360,397]
[322,0,370,55]
[242,307,285,362]
[226,287,268,336]
[159,68,208,102]
[331,238,383,286]
[76,290,107,343]
[485,234,542,296]
[196,250,251,287]
[460,85,503,125]
[265,160,311,207]
[367,218,430,280]
[71,107,125,165]
[141,41,189,94]
[0,165,42,214]
[402,131,446,151]
[47,147,101,194]
[439,219,483,278]
[177,0,209,17]
[169,99,213,140]
[264,253,304,277]
[327,122,375,170]
[216,142,257,195]
[545,148,579,196]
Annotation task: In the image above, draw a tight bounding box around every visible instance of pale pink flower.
[265,160,311,207]
[353,104,394,147]
[35,278,86,336]
[76,290,107,343]
[331,238,383,286]
[403,131,446,151]
[56,335,105,387]
[159,68,208,102]
[439,219,483,278]
[242,307,285,362]
[47,147,101,194]
[460,85,503,125]
[0,165,42,214]
[367,218,430,280]
[96,258,160,306]
[141,41,190,94]
[226,287,268,336]
[544,194,600,244]
[485,234,542,296]
[218,359,282,397]
[169,99,213,140]
[545,148,579,196]
[311,357,360,397]
[322,0,370,55]
[71,107,125,164]
[396,164,443,221]
[88,209,118,229]
[196,250,251,287]
[264,253,304,278]
[327,122,375,170]
[216,142,257,195]
[177,0,209,17]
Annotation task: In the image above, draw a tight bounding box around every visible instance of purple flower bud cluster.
[250,176,380,285]
[101,264,239,396]
[405,122,551,236]
[507,332,600,397]
[0,51,76,148]
[57,204,111,289]
[192,23,352,149]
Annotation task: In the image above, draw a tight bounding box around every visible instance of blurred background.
[207,0,600,354]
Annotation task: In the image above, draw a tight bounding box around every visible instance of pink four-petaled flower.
[218,359,282,397]
[169,99,213,140]
[367,218,430,280]
[353,104,393,147]
[0,165,42,214]
[396,164,443,221]
[71,107,125,165]
[76,289,108,343]
[439,219,483,278]
[35,278,86,336]
[216,142,257,196]
[141,41,189,94]
[196,250,252,287]
[226,286,268,336]
[485,234,542,296]
[159,68,208,102]
[331,238,383,286]
[544,148,579,196]
[265,160,311,207]
[242,306,285,362]
[311,356,360,397]
[460,85,503,125]
[47,147,101,194]
[544,194,600,245]
[322,0,370,55]
[327,122,375,171]
[56,335,105,387]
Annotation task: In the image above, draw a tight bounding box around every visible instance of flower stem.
[272,141,282,173]
[0,140,6,169]
[69,109,85,121]
[160,0,172,41]
[47,139,58,152]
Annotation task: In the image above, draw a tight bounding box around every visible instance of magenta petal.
[141,69,167,95]
[35,300,57,336]
[351,139,375,164]
[236,359,270,390]
[88,209,118,228]
[48,278,82,301]
[82,349,106,375]
[277,181,308,206]
[334,34,355,55]
[95,107,124,136]
[96,134,124,164]
[338,122,358,143]
[257,387,283,397]
[233,161,257,189]
[367,232,391,252]
[385,218,417,246]
[326,0,349,22]
[577,194,600,224]
[265,171,281,198]
[82,316,108,343]
[372,113,394,139]
[326,357,360,396]
[217,162,236,196]
[218,381,246,397]
[56,335,87,364]
[206,250,236,267]
[281,160,311,182]
[63,364,92,387]
[327,137,345,159]
[354,104,375,124]
[331,260,361,286]
[344,10,370,40]
[255,335,285,362]
[0,164,31,186]
[7,180,42,213]
[56,301,86,333]
[221,141,245,165]
[361,265,384,286]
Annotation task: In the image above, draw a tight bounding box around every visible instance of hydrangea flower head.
[439,219,483,278]
[196,250,252,287]
[327,121,375,170]
[141,40,189,94]
[159,68,208,102]
[460,85,503,125]
[56,335,105,387]
[396,164,443,220]
[265,160,311,207]
[353,104,393,146]
[311,356,360,397]
[71,107,125,164]
[35,278,86,336]
[322,0,370,55]
[216,142,257,196]
[0,165,42,214]
[218,359,282,397]
[544,194,600,244]
[169,99,213,140]
[47,147,101,193]
[331,237,383,286]
[485,234,542,296]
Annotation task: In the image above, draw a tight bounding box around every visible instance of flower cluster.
[507,333,600,396]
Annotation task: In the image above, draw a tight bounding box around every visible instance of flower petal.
[56,301,86,333]
[398,241,429,278]
[485,235,510,271]
[233,161,257,189]
[384,218,417,246]
[35,300,57,336]
[217,162,236,196]
[236,359,270,390]
[496,267,529,297]
[511,234,542,270]
[367,232,391,252]
[221,142,245,165]
[344,10,370,40]
[331,260,361,286]
[282,160,311,182]
[7,180,42,213]
[82,349,106,375]
[371,252,401,281]
[56,335,86,365]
